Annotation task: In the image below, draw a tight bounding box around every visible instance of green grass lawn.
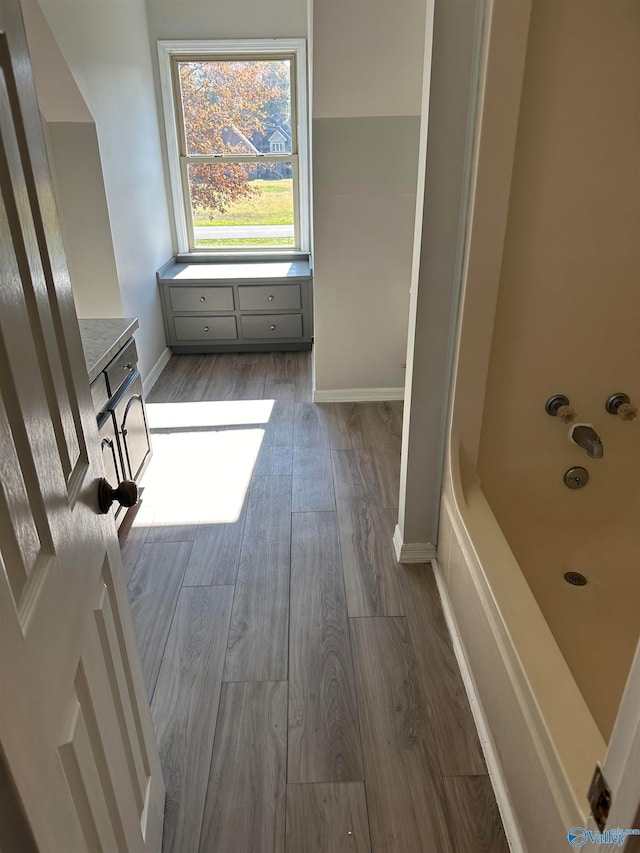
[193,179,294,227]
[195,238,294,247]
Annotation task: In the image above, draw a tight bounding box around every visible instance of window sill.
[175,250,311,265]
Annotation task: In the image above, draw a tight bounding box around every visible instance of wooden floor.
[122,351,508,853]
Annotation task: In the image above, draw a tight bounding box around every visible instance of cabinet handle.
[268,295,274,302]
[123,362,133,371]
[200,296,206,302]
[204,326,210,332]
[270,324,276,331]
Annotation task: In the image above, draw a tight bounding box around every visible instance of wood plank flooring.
[288,511,363,783]
[122,351,508,852]
[151,585,234,853]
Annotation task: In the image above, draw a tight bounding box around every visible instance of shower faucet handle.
[545,395,576,422]
[617,403,638,421]
[606,393,638,421]
[556,405,576,424]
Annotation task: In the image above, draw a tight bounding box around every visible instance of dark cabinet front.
[113,373,151,483]
[98,411,125,518]
[88,331,152,528]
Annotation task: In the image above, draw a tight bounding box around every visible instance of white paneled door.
[0,2,165,850]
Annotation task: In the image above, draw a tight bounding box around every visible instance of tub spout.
[570,424,604,459]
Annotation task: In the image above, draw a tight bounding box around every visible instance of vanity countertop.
[78,318,139,382]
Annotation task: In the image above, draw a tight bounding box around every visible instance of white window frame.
[158,38,310,255]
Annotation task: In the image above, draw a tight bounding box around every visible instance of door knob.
[98,477,139,514]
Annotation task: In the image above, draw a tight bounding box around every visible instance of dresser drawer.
[238,284,301,311]
[241,314,302,340]
[105,337,137,398]
[174,316,238,342]
[169,285,234,313]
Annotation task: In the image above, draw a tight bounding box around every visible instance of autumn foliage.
[178,60,290,214]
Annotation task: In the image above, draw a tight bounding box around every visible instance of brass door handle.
[98,478,139,514]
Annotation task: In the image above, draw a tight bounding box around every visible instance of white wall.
[21,0,124,320]
[397,0,486,549]
[45,121,125,319]
[146,0,307,40]
[23,0,173,381]
[312,0,426,396]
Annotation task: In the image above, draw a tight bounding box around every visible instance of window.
[158,39,309,254]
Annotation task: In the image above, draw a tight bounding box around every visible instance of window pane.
[188,162,295,248]
[177,59,293,156]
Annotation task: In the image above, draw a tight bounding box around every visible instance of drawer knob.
[123,362,133,371]
[200,296,206,302]
[270,324,276,331]
[97,477,139,514]
[268,295,274,301]
[204,326,210,332]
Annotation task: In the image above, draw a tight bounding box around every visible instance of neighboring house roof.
[268,129,288,144]
[251,122,292,153]
[221,125,260,154]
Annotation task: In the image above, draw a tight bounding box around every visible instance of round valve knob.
[606,393,638,420]
[545,395,576,421]
[98,478,139,514]
[617,402,638,421]
[556,404,576,424]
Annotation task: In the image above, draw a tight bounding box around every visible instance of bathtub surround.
[437,0,640,850]
[477,0,640,744]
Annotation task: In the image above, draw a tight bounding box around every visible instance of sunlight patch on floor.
[146,399,275,430]
[141,427,264,524]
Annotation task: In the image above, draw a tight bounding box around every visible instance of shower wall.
[477,0,640,740]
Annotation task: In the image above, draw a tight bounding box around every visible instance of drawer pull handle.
[270,324,276,331]
[124,362,133,371]
[204,326,210,332]
[268,295,274,301]
[200,296,206,302]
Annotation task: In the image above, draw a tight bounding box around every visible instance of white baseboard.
[313,386,404,403]
[392,525,437,563]
[143,347,171,396]
[431,557,524,853]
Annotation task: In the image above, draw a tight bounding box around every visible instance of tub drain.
[564,571,588,586]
